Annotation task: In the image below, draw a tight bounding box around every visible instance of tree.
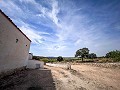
[57,56,63,62]
[105,50,120,62]
[75,48,89,61]
[88,53,97,59]
[106,50,120,58]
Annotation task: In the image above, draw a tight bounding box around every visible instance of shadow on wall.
[0,69,56,90]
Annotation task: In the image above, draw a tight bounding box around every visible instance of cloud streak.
[0,0,120,56]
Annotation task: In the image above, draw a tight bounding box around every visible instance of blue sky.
[0,0,120,57]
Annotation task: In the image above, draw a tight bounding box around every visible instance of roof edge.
[0,9,31,42]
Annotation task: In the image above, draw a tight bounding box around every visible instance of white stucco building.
[27,53,44,69]
[0,10,31,75]
[27,60,44,69]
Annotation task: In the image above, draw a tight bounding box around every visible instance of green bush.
[57,56,63,62]
[106,50,120,62]
[40,58,57,63]
[88,53,97,59]
[48,59,57,63]
[113,56,120,62]
[40,58,49,63]
[33,56,40,60]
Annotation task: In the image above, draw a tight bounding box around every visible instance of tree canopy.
[57,56,63,62]
[75,47,89,61]
[105,50,120,62]
[88,53,97,59]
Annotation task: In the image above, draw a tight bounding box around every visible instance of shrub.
[40,58,57,63]
[88,53,97,59]
[57,56,63,62]
[40,58,49,63]
[33,56,40,60]
[105,50,120,62]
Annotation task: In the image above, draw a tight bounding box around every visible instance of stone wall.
[72,63,120,69]
[46,63,71,69]
[46,62,120,69]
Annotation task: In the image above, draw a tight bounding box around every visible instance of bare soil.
[45,64,120,90]
[0,64,120,90]
[0,69,56,90]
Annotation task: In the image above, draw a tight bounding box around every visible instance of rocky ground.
[0,64,120,90]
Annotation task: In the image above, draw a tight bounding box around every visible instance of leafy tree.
[105,50,120,62]
[88,53,97,59]
[57,56,63,62]
[75,48,89,61]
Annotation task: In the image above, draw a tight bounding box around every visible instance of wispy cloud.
[20,26,44,44]
[0,0,120,56]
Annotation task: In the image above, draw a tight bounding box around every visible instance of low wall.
[27,60,44,69]
[72,62,120,69]
[46,62,120,69]
[46,63,67,68]
[46,63,71,69]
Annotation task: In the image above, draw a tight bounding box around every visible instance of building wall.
[27,60,44,69]
[28,53,33,60]
[0,11,31,74]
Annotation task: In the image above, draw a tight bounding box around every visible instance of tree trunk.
[82,57,83,62]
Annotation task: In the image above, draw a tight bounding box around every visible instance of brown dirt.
[0,64,120,90]
[45,64,120,90]
[0,69,56,90]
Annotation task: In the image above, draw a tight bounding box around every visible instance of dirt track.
[45,64,120,90]
[0,64,120,90]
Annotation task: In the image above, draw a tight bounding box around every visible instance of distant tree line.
[32,48,120,63]
[32,56,63,63]
[32,56,45,60]
[75,47,120,62]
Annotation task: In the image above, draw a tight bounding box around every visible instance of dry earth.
[0,69,56,90]
[45,64,120,90]
[0,64,120,90]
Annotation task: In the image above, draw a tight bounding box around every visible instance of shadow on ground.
[0,69,56,90]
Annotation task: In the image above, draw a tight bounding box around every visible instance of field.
[0,63,120,90]
[45,63,120,90]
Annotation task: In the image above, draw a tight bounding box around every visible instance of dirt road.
[0,64,120,90]
[45,64,120,90]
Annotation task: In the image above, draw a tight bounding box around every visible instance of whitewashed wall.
[28,53,33,60]
[27,60,44,69]
[0,11,31,74]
